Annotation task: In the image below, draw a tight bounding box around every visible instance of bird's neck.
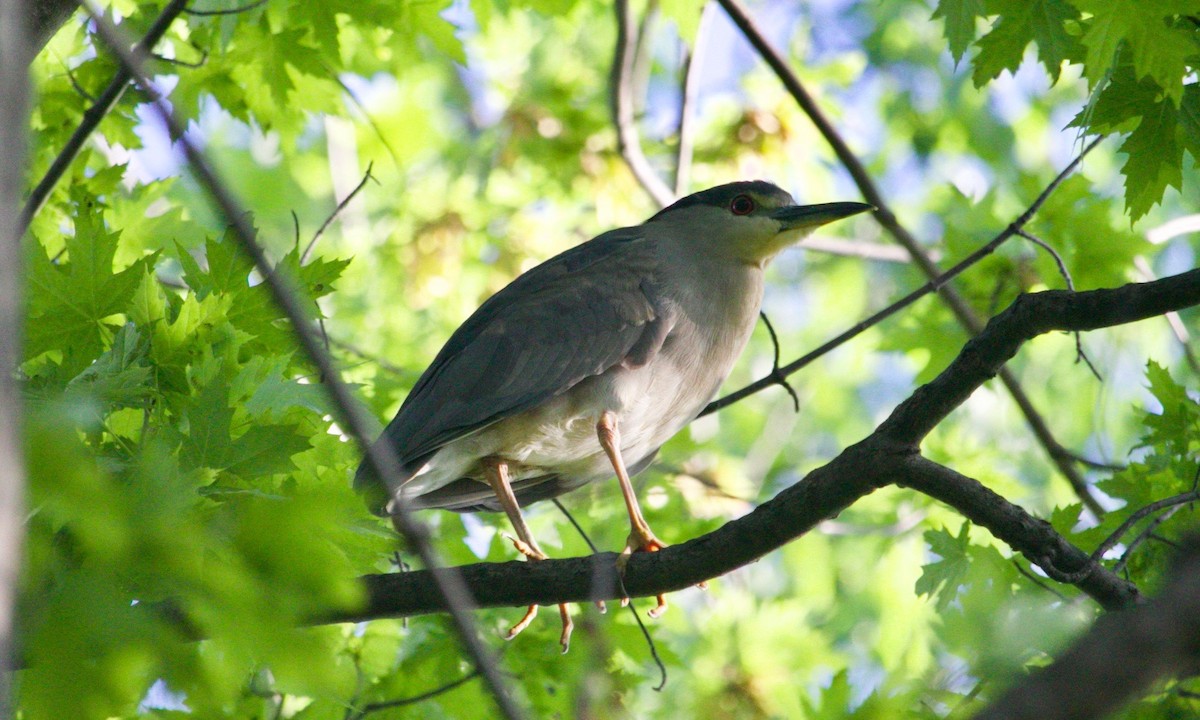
[660,245,766,345]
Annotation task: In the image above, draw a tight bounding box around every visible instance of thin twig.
[630,0,659,119]
[19,0,191,235]
[1016,228,1102,380]
[348,670,482,720]
[611,0,674,208]
[150,48,208,69]
[332,71,403,172]
[799,236,916,263]
[715,0,1107,515]
[1012,559,1068,600]
[1114,506,1184,574]
[1134,256,1200,375]
[552,499,668,691]
[1016,229,1075,291]
[673,1,714,196]
[1091,490,1200,563]
[757,311,799,412]
[1061,450,1124,472]
[301,162,376,264]
[78,6,525,719]
[329,335,415,378]
[60,55,97,101]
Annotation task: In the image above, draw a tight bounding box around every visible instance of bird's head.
[648,181,872,266]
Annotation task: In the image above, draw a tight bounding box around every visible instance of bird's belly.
[403,348,730,500]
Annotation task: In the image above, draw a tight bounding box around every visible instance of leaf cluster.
[935,0,1200,219]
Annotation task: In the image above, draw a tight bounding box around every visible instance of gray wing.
[356,226,673,488]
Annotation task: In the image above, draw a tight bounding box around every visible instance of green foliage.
[936,0,1200,219]
[15,0,1200,718]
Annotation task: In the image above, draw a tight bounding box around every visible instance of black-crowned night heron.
[357,181,871,651]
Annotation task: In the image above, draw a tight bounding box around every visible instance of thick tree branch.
[715,0,1105,514]
[327,270,1200,623]
[895,457,1137,611]
[878,268,1200,444]
[974,536,1200,720]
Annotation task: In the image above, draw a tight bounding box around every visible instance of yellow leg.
[595,411,668,618]
[483,458,574,652]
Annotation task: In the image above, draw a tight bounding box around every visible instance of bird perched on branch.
[357,180,870,652]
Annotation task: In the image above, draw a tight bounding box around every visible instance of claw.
[558,604,573,653]
[501,532,547,561]
[505,604,539,640]
[616,530,668,619]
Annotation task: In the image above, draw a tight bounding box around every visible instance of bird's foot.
[616,527,668,619]
[501,532,547,561]
[499,533,574,653]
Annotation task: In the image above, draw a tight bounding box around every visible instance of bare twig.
[301,162,376,264]
[715,0,1107,514]
[553,499,668,690]
[150,47,208,68]
[19,0,190,235]
[630,0,658,118]
[800,235,916,263]
[758,311,799,412]
[1134,256,1200,375]
[1091,490,1200,564]
[1016,228,1101,380]
[1012,559,1067,600]
[1114,506,1184,574]
[79,5,525,718]
[348,670,482,720]
[611,0,674,207]
[673,1,714,196]
[0,1,30,714]
[1016,229,1075,292]
[61,56,98,101]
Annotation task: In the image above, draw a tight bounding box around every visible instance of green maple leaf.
[25,206,157,369]
[933,0,986,65]
[1077,0,1198,102]
[65,323,154,409]
[1180,83,1200,154]
[915,523,972,610]
[1119,99,1183,220]
[179,375,310,477]
[973,0,1080,86]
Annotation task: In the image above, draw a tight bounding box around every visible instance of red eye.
[730,195,755,215]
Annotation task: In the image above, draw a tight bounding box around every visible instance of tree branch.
[714,0,1105,515]
[325,269,1200,623]
[611,0,675,208]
